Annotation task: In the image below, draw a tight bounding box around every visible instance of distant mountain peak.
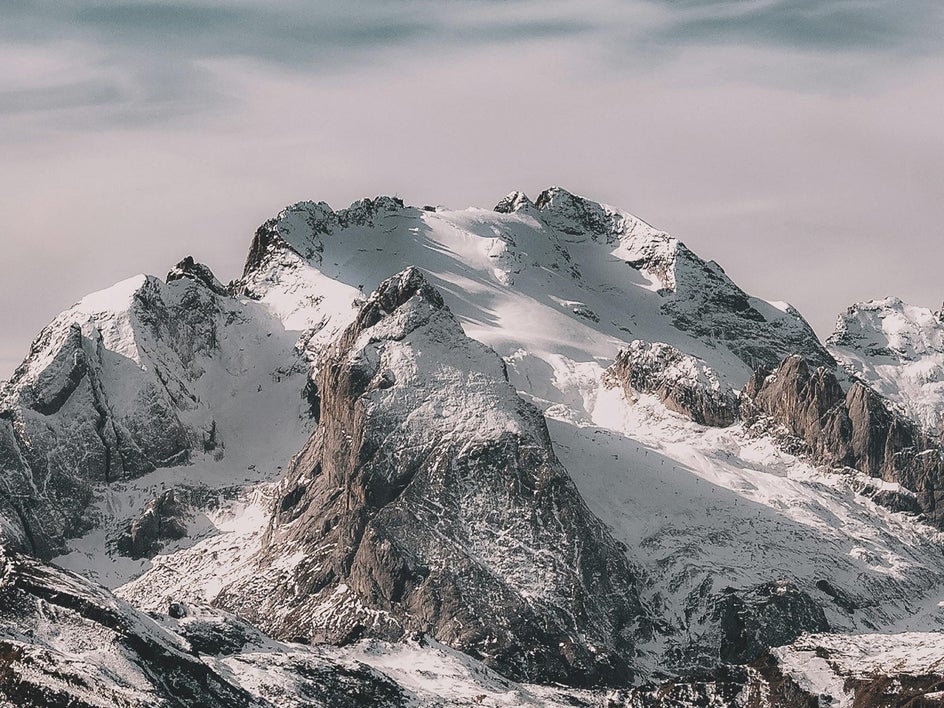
[828,297,944,432]
[828,297,944,359]
[166,256,226,296]
[493,190,534,213]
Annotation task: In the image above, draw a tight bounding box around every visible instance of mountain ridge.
[2,187,944,705]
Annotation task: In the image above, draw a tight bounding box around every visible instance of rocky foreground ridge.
[2,187,944,706]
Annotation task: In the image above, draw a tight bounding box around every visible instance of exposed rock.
[112,485,244,560]
[534,186,632,241]
[114,490,188,559]
[166,256,227,296]
[240,197,407,287]
[336,196,405,228]
[0,548,411,708]
[609,666,771,707]
[0,267,306,558]
[241,201,336,281]
[742,355,944,525]
[493,190,534,213]
[0,279,197,556]
[605,341,739,427]
[217,267,648,687]
[769,632,944,708]
[0,547,262,707]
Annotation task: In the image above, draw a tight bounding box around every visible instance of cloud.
[641,0,944,54]
[0,0,942,381]
[3,1,941,128]
[0,1,594,127]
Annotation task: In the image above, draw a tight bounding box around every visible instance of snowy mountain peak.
[827,297,944,433]
[532,186,648,243]
[828,297,944,359]
[493,190,534,213]
[166,256,227,296]
[241,200,336,277]
[348,265,445,338]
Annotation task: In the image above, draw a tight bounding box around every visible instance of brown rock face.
[217,267,647,687]
[743,355,944,525]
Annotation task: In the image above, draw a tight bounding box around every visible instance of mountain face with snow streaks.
[0,257,311,561]
[215,267,647,687]
[2,186,944,705]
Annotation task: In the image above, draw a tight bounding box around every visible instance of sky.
[2,0,943,379]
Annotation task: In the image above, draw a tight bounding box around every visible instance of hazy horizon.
[2,0,942,380]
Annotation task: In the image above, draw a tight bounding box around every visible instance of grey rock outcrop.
[239,197,408,286]
[605,341,739,427]
[113,489,190,559]
[0,547,263,707]
[217,267,648,687]
[0,547,409,707]
[166,255,228,296]
[712,582,829,665]
[111,486,240,560]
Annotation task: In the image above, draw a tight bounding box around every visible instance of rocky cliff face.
[0,545,420,708]
[743,355,944,525]
[0,274,212,557]
[0,261,308,559]
[0,547,263,707]
[604,340,739,427]
[217,268,648,687]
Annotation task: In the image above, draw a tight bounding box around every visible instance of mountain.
[2,187,944,706]
[216,267,647,686]
[0,258,311,563]
[828,297,944,437]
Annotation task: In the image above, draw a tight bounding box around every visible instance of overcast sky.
[2,0,943,379]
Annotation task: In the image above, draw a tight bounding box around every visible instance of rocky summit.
[2,188,944,706]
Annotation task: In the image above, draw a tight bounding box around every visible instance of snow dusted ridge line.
[2,186,944,704]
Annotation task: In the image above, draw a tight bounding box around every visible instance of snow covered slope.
[828,297,944,436]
